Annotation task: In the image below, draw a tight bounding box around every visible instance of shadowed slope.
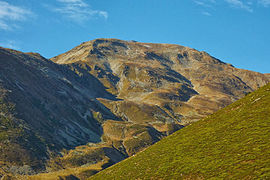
[0,47,120,175]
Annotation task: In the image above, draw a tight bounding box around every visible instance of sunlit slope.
[91,83,270,179]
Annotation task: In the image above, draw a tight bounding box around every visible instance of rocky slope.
[0,47,124,176]
[0,39,269,178]
[91,82,270,179]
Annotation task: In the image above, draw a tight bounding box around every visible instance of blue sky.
[0,0,269,73]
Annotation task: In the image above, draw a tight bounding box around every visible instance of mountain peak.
[51,38,221,66]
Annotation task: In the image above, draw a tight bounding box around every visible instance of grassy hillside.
[91,83,270,179]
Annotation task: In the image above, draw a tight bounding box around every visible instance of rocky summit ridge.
[52,38,269,125]
[0,39,269,179]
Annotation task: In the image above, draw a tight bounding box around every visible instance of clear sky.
[0,0,269,73]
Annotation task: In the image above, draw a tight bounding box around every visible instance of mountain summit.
[52,38,269,125]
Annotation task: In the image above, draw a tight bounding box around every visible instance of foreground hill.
[91,83,270,179]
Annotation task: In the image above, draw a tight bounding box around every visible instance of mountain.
[0,39,269,179]
[91,83,270,179]
[52,39,269,125]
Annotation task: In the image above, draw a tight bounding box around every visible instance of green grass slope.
[91,83,270,179]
